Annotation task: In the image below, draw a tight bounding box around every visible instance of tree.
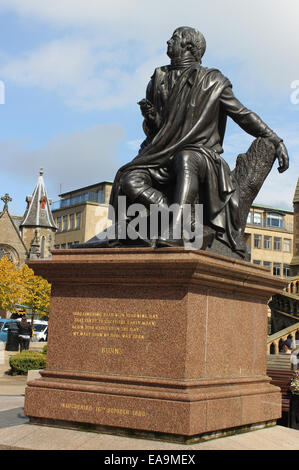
[0,256,22,313]
[0,257,51,319]
[19,264,51,318]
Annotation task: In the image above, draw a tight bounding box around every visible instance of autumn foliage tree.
[0,257,51,317]
[19,264,51,316]
[0,256,22,313]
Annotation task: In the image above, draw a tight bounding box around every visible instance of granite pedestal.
[24,248,286,443]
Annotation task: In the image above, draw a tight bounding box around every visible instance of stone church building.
[0,169,57,264]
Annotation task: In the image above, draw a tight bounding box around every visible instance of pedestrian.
[282,338,293,354]
[17,315,32,352]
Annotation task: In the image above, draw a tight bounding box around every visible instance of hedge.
[9,350,47,375]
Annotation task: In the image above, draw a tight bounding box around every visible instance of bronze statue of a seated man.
[80,26,289,258]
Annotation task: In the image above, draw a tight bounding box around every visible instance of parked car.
[0,318,48,343]
[31,321,48,342]
[0,319,20,342]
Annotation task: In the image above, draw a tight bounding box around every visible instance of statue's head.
[167,27,206,63]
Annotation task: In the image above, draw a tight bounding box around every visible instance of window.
[274,237,282,251]
[70,213,74,230]
[97,189,104,203]
[61,243,66,249]
[67,242,73,249]
[283,264,290,277]
[263,261,272,271]
[247,212,262,225]
[254,234,262,249]
[283,238,292,252]
[56,217,62,232]
[264,236,272,250]
[54,244,60,249]
[273,262,281,276]
[266,213,284,229]
[63,215,68,231]
[253,260,261,265]
[253,212,262,225]
[76,212,81,229]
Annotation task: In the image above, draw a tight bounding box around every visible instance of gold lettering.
[101,347,123,355]
[61,402,93,411]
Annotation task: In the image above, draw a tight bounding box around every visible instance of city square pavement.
[0,342,299,451]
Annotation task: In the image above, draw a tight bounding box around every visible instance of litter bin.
[5,326,19,351]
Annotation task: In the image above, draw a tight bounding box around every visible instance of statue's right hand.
[138,99,156,119]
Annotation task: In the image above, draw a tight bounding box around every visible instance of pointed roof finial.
[20,169,56,229]
[1,193,12,211]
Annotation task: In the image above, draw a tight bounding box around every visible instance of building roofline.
[251,202,293,214]
[59,181,113,198]
[0,207,29,255]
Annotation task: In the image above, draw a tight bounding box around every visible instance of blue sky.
[0,0,298,215]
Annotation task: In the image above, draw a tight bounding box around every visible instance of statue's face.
[167,30,183,59]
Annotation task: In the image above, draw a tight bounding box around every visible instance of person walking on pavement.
[17,315,32,352]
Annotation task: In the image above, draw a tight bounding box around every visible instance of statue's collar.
[169,57,199,68]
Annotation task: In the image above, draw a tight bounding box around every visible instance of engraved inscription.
[60,402,147,417]
[71,311,158,342]
[101,347,123,355]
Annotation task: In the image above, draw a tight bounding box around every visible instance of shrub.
[42,344,47,355]
[9,350,46,375]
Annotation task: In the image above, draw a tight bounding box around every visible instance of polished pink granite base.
[24,248,286,440]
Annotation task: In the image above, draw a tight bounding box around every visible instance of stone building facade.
[0,193,28,264]
[0,169,57,264]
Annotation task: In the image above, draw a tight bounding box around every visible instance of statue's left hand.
[276,142,289,173]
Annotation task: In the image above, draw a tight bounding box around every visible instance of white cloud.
[0,34,165,110]
[0,1,299,109]
[0,37,94,89]
[0,0,297,213]
[0,123,125,200]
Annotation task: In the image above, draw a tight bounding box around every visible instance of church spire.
[20,168,56,229]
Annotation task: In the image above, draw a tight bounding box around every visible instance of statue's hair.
[174,26,206,63]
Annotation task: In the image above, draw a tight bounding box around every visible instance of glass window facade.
[59,189,105,209]
[266,213,284,228]
[247,212,262,225]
